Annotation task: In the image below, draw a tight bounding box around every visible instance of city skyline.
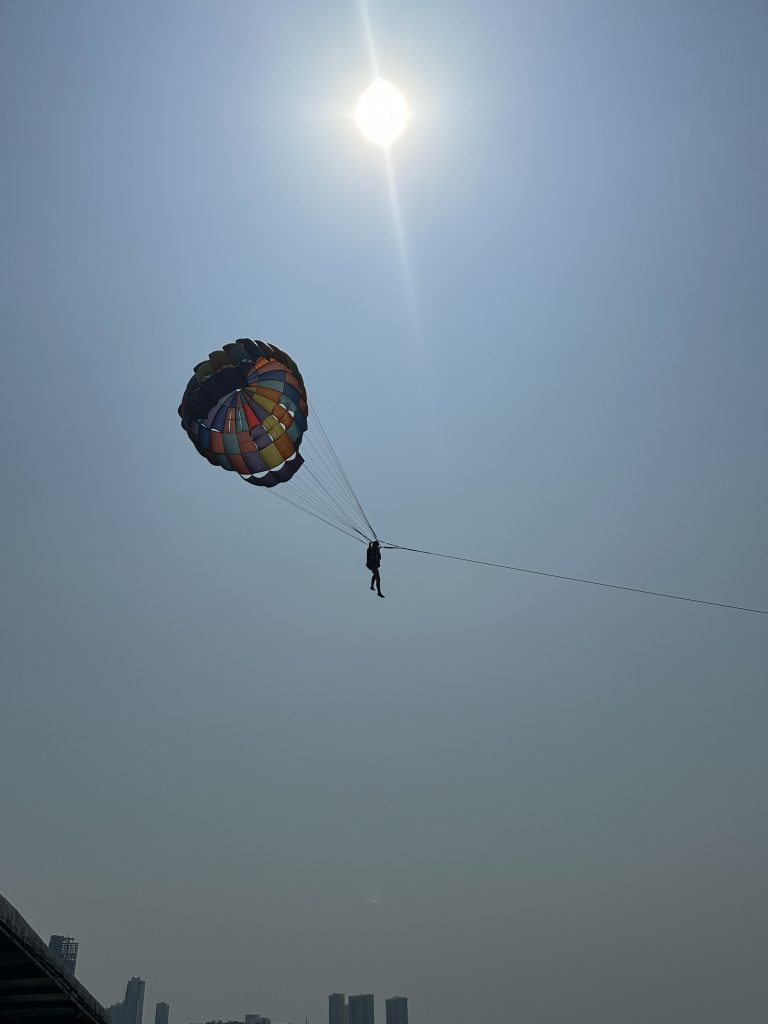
[330,993,409,1024]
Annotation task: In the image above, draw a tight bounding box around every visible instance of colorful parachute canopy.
[178,339,308,488]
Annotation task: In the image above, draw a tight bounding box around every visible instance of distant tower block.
[329,994,348,1024]
[348,994,374,1024]
[48,935,78,974]
[385,997,408,1024]
[122,978,145,1024]
[155,1003,169,1024]
[107,1004,125,1024]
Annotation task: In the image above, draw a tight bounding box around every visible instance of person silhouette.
[366,540,385,598]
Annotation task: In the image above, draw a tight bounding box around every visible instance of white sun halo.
[354,79,410,147]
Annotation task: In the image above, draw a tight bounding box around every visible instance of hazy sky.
[1,2,767,1023]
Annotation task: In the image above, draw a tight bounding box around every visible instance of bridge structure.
[0,895,107,1024]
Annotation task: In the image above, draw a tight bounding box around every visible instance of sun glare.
[354,79,410,147]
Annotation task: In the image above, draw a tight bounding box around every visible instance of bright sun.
[354,79,410,147]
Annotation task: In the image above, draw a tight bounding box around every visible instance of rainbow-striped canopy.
[178,339,308,488]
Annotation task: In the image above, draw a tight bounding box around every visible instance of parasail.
[178,338,308,487]
[179,339,377,542]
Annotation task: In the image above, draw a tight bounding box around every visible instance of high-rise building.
[348,994,374,1024]
[122,978,145,1024]
[329,994,347,1024]
[245,1015,271,1024]
[155,1003,169,1024]
[107,1004,125,1024]
[49,935,78,973]
[385,998,408,1024]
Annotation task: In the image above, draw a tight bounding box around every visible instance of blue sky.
[1,3,767,1023]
